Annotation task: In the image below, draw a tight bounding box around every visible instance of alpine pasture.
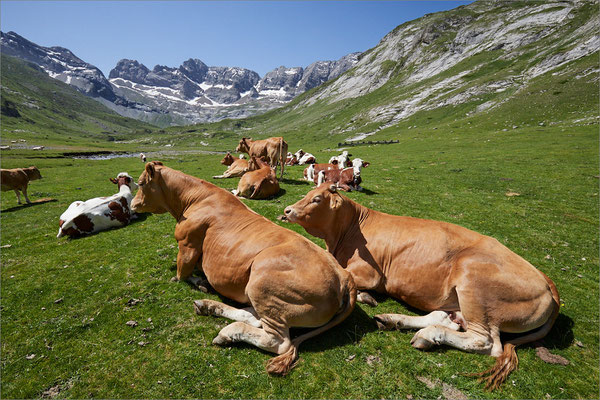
[1,118,598,398]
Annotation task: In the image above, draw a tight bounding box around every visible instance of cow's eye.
[312,196,321,203]
[138,181,144,187]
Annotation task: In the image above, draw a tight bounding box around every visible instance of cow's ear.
[145,162,156,179]
[110,178,118,184]
[363,162,370,167]
[151,161,164,166]
[330,191,343,209]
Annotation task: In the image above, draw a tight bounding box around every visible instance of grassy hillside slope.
[1,54,156,151]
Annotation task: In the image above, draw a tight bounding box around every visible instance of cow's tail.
[475,272,560,390]
[266,274,357,376]
[278,138,286,179]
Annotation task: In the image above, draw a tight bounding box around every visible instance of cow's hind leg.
[22,186,31,203]
[410,322,498,356]
[194,299,262,328]
[374,310,461,331]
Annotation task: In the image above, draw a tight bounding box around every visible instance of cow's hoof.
[193,300,210,316]
[170,276,179,282]
[212,334,232,346]
[373,314,396,330]
[410,334,434,350]
[357,291,378,307]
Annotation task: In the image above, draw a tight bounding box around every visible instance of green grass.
[1,120,598,398]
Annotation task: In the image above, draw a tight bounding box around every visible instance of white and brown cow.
[316,158,370,191]
[285,152,298,166]
[328,151,352,168]
[235,137,288,178]
[130,162,356,376]
[303,161,339,181]
[57,173,137,238]
[1,166,42,204]
[283,184,560,389]
[294,149,316,165]
[213,152,249,179]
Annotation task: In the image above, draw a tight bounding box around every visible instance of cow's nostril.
[284,207,291,215]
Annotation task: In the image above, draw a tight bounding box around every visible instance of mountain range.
[0,30,359,127]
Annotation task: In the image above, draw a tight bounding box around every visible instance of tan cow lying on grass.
[236,137,288,178]
[131,162,356,375]
[1,166,42,204]
[233,156,280,199]
[283,184,560,389]
[213,152,249,179]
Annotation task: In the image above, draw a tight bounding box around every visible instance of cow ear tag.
[110,178,118,184]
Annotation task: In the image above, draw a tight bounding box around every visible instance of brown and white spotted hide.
[57,172,137,238]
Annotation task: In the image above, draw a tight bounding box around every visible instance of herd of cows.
[0,136,561,390]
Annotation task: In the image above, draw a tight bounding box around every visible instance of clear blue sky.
[1,1,471,77]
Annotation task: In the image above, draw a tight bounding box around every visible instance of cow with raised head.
[1,166,42,204]
[283,184,560,389]
[235,137,288,178]
[316,158,370,191]
[57,172,138,238]
[213,152,249,179]
[294,149,316,165]
[130,161,356,376]
[328,151,352,168]
[285,152,298,166]
[233,156,280,199]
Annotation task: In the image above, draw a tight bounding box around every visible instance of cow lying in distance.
[317,158,370,191]
[1,166,42,204]
[236,137,288,178]
[285,152,298,166]
[283,184,560,389]
[328,150,352,168]
[233,157,280,199]
[57,173,138,238]
[303,161,338,181]
[294,149,316,165]
[131,162,356,376]
[213,152,249,179]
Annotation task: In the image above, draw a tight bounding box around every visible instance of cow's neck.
[324,197,370,256]
[159,168,210,222]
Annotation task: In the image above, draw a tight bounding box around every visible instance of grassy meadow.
[1,120,598,398]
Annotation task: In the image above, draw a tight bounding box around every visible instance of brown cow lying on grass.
[1,166,42,204]
[236,137,288,178]
[131,162,356,375]
[233,156,280,199]
[213,152,249,179]
[283,184,560,389]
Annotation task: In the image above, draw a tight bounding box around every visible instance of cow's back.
[1,169,27,191]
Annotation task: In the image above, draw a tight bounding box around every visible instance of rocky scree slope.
[290,0,599,141]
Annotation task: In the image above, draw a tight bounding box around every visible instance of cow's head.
[221,152,234,166]
[294,149,305,158]
[351,158,370,176]
[26,166,42,180]
[235,137,251,153]
[131,162,167,214]
[110,172,138,190]
[283,184,344,233]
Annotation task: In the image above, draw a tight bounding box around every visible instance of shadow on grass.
[61,212,150,240]
[280,178,310,186]
[2,198,57,213]
[358,188,378,195]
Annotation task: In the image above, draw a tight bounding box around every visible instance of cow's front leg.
[14,190,21,204]
[173,242,208,291]
[374,310,461,331]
